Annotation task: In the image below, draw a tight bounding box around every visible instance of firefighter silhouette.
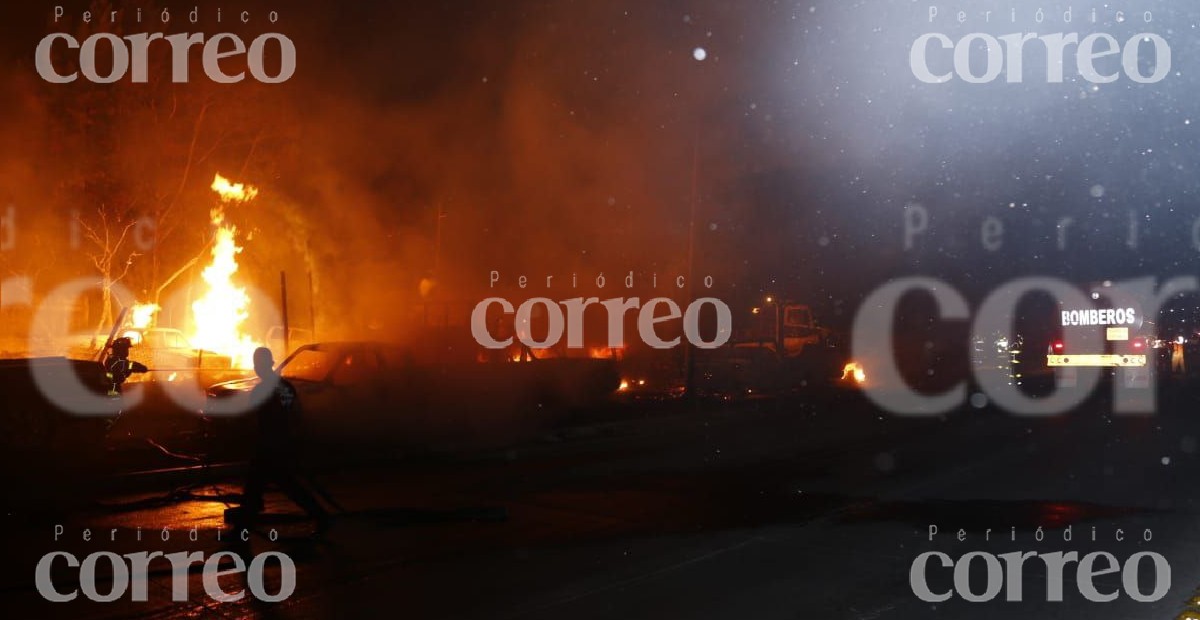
[104,337,147,396]
[233,347,329,531]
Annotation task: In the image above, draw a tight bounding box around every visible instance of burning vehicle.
[121,326,233,374]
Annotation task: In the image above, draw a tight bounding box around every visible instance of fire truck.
[1045,283,1155,389]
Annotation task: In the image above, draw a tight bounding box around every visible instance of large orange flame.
[187,174,263,369]
[211,173,259,202]
[129,303,159,329]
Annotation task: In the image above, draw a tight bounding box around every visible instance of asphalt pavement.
[4,386,1200,619]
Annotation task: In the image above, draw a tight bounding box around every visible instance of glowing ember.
[188,174,263,369]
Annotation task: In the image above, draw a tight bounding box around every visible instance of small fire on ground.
[842,361,866,384]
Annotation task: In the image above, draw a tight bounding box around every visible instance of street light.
[764,296,781,353]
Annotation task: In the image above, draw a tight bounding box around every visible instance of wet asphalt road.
[4,384,1200,619]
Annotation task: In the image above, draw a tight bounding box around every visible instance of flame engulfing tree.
[36,0,291,334]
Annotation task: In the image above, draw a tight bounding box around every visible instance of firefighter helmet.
[110,336,133,357]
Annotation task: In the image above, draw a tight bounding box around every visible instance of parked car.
[205,341,619,449]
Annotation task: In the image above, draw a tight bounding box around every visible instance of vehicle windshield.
[280,348,339,382]
[144,331,166,349]
[163,331,188,349]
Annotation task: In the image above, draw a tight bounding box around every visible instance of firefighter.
[104,337,147,396]
[230,347,329,532]
[1172,339,1186,376]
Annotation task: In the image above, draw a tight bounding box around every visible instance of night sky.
[2,0,1198,331]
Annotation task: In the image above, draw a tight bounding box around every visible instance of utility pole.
[433,203,446,277]
[305,238,316,341]
[280,271,290,355]
[684,139,699,400]
[308,269,316,341]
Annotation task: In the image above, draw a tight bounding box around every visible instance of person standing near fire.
[231,347,329,533]
[104,337,147,396]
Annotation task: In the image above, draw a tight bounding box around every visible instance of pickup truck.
[122,327,233,372]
